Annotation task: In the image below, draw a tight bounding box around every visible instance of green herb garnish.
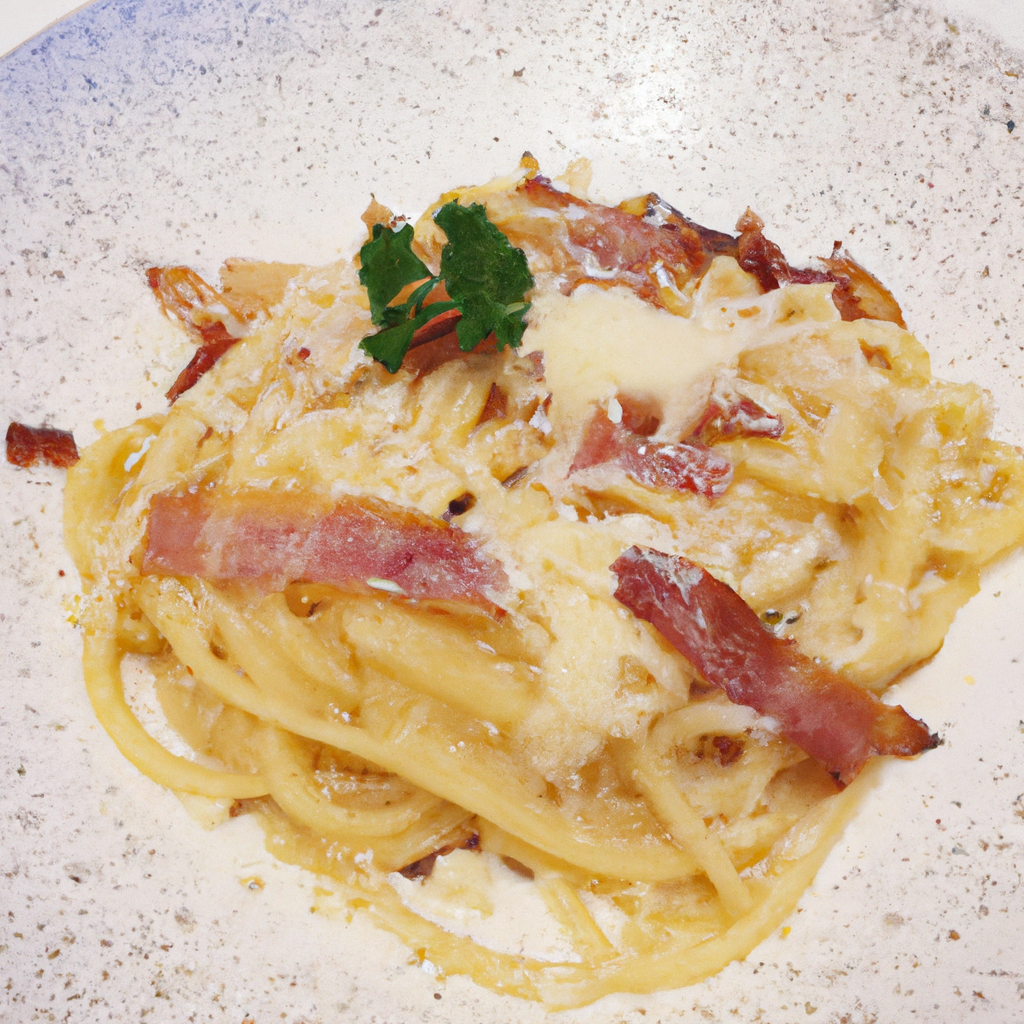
[358,202,534,373]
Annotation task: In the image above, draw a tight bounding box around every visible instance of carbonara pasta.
[63,158,1024,1007]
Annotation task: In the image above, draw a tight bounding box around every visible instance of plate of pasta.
[3,0,1024,1021]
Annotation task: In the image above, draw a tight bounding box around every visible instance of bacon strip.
[619,192,738,259]
[143,490,507,608]
[514,177,712,308]
[5,421,79,468]
[735,209,834,293]
[500,178,905,327]
[611,546,937,785]
[571,409,733,500]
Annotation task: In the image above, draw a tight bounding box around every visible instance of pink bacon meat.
[611,546,937,785]
[571,408,733,500]
[143,490,507,609]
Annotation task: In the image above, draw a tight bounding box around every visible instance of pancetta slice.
[506,177,715,307]
[500,178,905,327]
[571,409,733,499]
[611,546,937,785]
[143,490,507,608]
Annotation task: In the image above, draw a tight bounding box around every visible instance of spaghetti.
[63,159,1024,1007]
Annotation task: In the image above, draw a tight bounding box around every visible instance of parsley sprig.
[358,202,534,373]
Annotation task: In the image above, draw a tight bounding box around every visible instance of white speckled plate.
[2,2,1023,1021]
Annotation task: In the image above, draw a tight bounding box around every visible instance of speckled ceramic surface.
[2,1,1023,1021]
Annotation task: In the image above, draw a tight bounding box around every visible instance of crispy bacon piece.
[571,409,733,499]
[5,421,79,468]
[143,490,507,608]
[822,243,907,328]
[734,211,905,327]
[514,177,715,307]
[611,546,937,785]
[618,192,738,260]
[735,209,834,293]
[147,266,250,403]
[503,179,905,327]
[165,334,238,404]
[477,383,509,425]
[692,382,785,444]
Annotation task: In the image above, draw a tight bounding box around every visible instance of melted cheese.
[524,286,726,430]
[523,257,837,438]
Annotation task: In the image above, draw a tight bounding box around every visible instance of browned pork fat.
[734,209,906,326]
[517,176,716,306]
[691,383,785,444]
